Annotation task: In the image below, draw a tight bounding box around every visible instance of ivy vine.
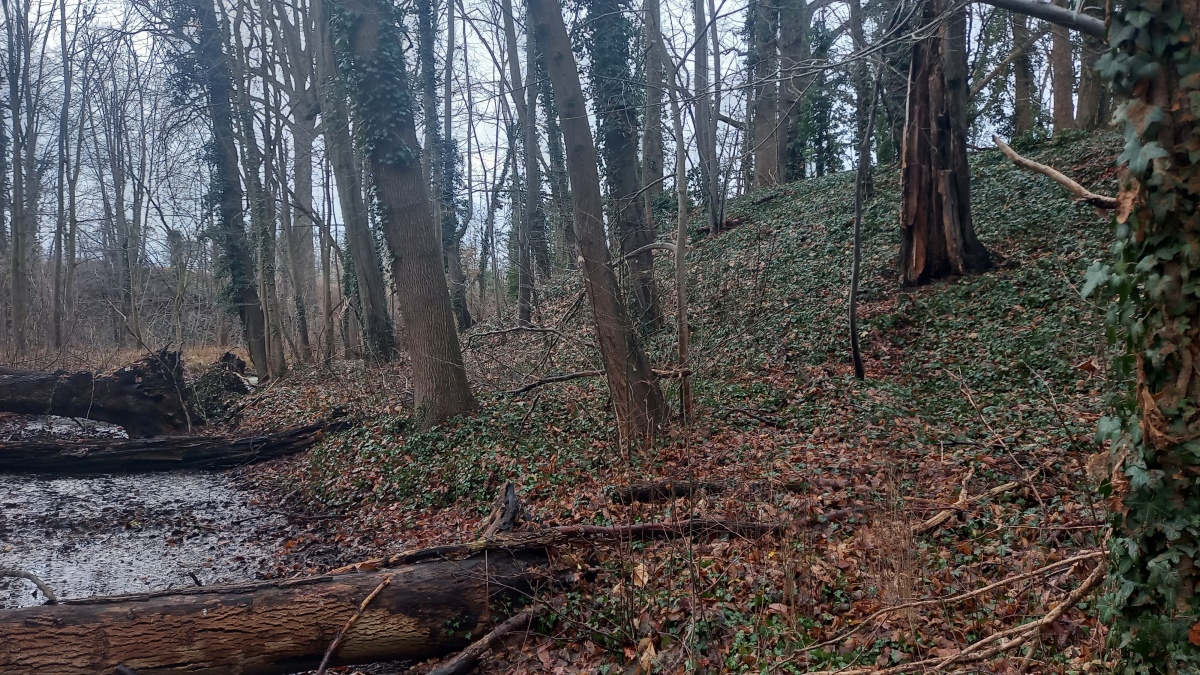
[1089,0,1200,670]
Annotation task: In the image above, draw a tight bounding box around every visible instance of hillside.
[237,132,1121,674]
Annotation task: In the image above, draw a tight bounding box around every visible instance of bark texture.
[527,0,669,443]
[0,418,346,474]
[333,0,477,428]
[1011,12,1037,136]
[0,352,192,438]
[0,552,543,674]
[898,0,991,285]
[1050,0,1075,132]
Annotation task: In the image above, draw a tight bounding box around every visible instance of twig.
[803,560,1107,674]
[913,480,1018,535]
[314,575,392,675]
[724,407,786,428]
[0,567,58,604]
[426,606,542,675]
[797,550,1103,656]
[994,136,1118,209]
[507,369,691,394]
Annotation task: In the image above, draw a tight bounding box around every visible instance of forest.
[0,0,1196,671]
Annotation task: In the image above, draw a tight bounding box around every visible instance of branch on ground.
[994,136,1118,209]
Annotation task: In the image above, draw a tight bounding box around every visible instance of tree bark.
[0,418,347,474]
[1010,12,1037,136]
[586,0,663,332]
[1075,2,1108,130]
[332,0,477,429]
[0,552,543,674]
[0,351,192,438]
[898,0,992,285]
[313,0,396,361]
[527,0,669,444]
[692,0,722,233]
[778,0,810,181]
[751,0,780,187]
[187,0,271,376]
[1050,0,1075,132]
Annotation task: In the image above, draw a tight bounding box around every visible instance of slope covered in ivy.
[240,132,1121,674]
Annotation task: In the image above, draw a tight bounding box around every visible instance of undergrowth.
[243,131,1121,674]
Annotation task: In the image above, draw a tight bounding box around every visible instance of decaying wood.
[427,606,542,675]
[481,481,522,538]
[0,417,349,474]
[993,136,1118,209]
[0,552,546,675]
[315,575,391,675]
[0,350,193,437]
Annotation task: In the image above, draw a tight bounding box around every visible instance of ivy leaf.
[1083,261,1112,298]
[1120,139,1170,174]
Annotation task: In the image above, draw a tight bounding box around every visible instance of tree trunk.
[332,0,477,429]
[586,0,663,332]
[642,0,665,225]
[778,0,810,182]
[849,0,873,199]
[0,552,543,674]
[1050,0,1075,132]
[187,0,271,376]
[1011,12,1037,136]
[898,0,992,285]
[537,51,574,267]
[693,0,721,233]
[0,351,192,438]
[751,0,780,187]
[1075,2,1107,130]
[527,0,669,444]
[1099,0,1200,669]
[313,0,395,361]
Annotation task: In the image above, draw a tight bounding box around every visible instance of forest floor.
[230,131,1121,674]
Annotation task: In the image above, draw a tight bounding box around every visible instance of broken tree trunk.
[0,351,194,438]
[0,551,545,675]
[0,418,349,474]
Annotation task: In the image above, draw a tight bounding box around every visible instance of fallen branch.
[427,606,542,675]
[507,369,691,395]
[380,519,781,567]
[797,550,1103,657]
[315,575,392,675]
[913,479,1019,535]
[994,136,1118,209]
[609,479,804,504]
[0,568,57,604]
[724,406,786,428]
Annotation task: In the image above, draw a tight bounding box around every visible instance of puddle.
[0,471,285,609]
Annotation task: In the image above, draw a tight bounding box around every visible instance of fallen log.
[0,350,194,438]
[0,551,546,675]
[0,417,350,474]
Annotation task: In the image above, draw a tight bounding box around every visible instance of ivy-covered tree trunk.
[585,0,663,333]
[750,0,780,187]
[1010,12,1037,136]
[332,0,477,429]
[1095,0,1200,669]
[527,0,669,444]
[897,0,991,285]
[313,0,395,361]
[189,0,271,376]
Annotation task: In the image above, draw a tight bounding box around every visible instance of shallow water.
[0,471,284,609]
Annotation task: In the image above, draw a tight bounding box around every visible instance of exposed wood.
[0,552,545,675]
[315,575,391,674]
[481,481,523,538]
[0,418,349,474]
[993,136,1118,208]
[913,480,1019,535]
[426,606,542,675]
[0,350,193,438]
